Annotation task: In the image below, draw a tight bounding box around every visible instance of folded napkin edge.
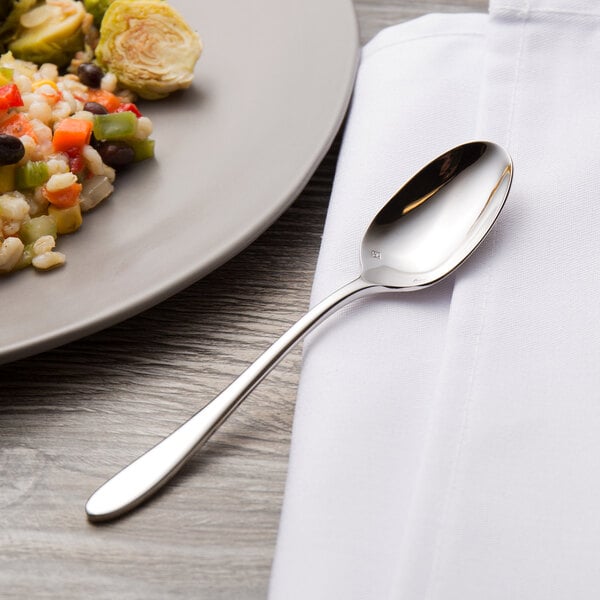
[491,0,600,19]
[363,12,487,61]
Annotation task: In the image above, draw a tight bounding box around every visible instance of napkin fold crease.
[270,2,600,598]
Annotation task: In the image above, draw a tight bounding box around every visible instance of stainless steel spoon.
[86,140,513,522]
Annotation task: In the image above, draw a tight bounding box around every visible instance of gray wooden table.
[0,1,485,598]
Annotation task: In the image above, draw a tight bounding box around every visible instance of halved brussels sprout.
[95,0,202,100]
[0,0,37,48]
[8,0,86,67]
[82,0,114,27]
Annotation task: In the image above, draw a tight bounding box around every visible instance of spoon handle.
[86,277,379,521]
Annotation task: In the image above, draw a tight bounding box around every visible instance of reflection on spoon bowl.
[362,141,512,288]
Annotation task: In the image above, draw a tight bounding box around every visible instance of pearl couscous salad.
[0,0,202,274]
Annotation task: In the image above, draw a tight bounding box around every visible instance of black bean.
[0,134,25,166]
[77,63,104,88]
[96,141,135,168]
[84,101,108,115]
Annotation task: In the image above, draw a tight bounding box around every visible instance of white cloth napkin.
[270,1,600,598]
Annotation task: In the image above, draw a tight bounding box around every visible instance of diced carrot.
[42,181,82,208]
[86,89,122,113]
[0,113,37,142]
[53,118,93,152]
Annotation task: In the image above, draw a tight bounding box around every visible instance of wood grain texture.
[0,1,486,598]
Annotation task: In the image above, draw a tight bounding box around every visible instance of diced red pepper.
[114,102,142,118]
[64,146,85,174]
[0,83,23,111]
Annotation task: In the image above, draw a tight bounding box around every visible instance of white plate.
[0,0,359,364]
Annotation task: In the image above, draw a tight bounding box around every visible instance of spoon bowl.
[86,140,512,522]
[361,141,512,288]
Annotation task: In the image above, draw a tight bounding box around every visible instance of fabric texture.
[270,2,600,598]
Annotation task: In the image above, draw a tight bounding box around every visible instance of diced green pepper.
[16,161,50,189]
[93,111,137,140]
[128,138,155,162]
[19,215,57,244]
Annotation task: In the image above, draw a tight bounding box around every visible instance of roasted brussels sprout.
[0,0,37,47]
[8,0,86,67]
[82,0,114,27]
[95,0,202,100]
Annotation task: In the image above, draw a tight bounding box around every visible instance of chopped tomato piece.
[0,83,23,111]
[42,182,82,208]
[53,118,93,152]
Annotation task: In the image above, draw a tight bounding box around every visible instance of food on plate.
[95,0,202,99]
[81,0,113,26]
[0,0,202,274]
[8,0,86,67]
[0,54,153,273]
[0,0,37,45]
